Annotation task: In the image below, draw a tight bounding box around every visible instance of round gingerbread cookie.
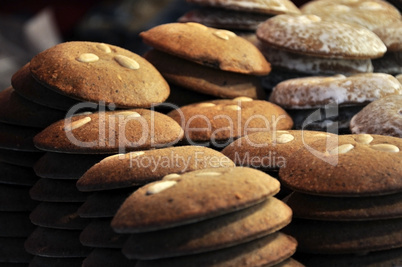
[24,227,92,258]
[269,73,402,109]
[255,40,374,75]
[284,217,402,254]
[112,167,280,233]
[0,148,43,168]
[0,122,41,152]
[11,63,80,111]
[0,162,38,186]
[256,14,386,59]
[29,202,88,230]
[300,0,401,31]
[33,109,184,154]
[0,87,66,128]
[222,130,335,170]
[285,191,402,221]
[297,247,402,267]
[123,197,292,259]
[34,152,108,180]
[80,219,127,249]
[143,49,266,100]
[279,134,402,196]
[167,98,293,145]
[30,179,88,203]
[77,188,134,218]
[135,232,297,267]
[350,95,402,137]
[77,146,235,192]
[140,22,271,75]
[29,41,169,108]
[0,184,38,212]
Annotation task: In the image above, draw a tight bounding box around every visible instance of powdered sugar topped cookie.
[301,0,401,31]
[256,14,387,59]
[269,73,402,109]
[350,95,402,137]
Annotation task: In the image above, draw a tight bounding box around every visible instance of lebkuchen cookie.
[167,98,293,147]
[256,14,387,59]
[279,134,402,197]
[140,22,271,75]
[372,20,402,74]
[269,73,402,132]
[29,41,170,108]
[33,109,184,154]
[300,0,401,31]
[350,95,402,137]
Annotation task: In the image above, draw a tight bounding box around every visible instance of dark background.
[1,0,400,90]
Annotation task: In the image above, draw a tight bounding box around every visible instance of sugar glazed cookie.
[300,0,401,31]
[29,41,169,108]
[350,95,402,137]
[167,98,293,147]
[269,73,402,132]
[33,109,184,154]
[270,73,402,108]
[256,14,387,59]
[372,20,402,74]
[254,39,374,75]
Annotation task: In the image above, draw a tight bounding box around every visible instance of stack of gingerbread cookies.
[140,21,271,105]
[178,0,300,32]
[75,146,235,266]
[279,134,402,266]
[112,167,303,267]
[1,40,182,266]
[0,84,56,264]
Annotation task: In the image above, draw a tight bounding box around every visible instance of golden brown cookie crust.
[123,197,292,259]
[33,109,184,154]
[77,146,235,191]
[29,41,169,108]
[167,98,293,143]
[140,22,271,75]
[112,167,280,233]
[279,134,402,196]
[144,49,266,100]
